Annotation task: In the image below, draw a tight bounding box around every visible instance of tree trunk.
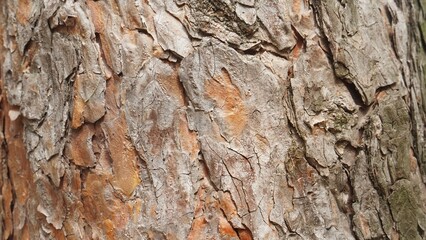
[1,0,426,239]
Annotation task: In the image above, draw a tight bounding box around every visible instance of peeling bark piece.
[36,176,65,230]
[98,27,124,74]
[186,0,257,47]
[8,109,20,121]
[20,72,48,120]
[257,0,296,51]
[236,3,257,25]
[67,124,96,167]
[71,73,105,128]
[4,70,22,106]
[154,10,193,58]
[15,0,42,54]
[121,30,153,77]
[48,1,78,30]
[52,33,78,82]
[27,102,69,163]
[115,0,144,30]
[40,155,66,188]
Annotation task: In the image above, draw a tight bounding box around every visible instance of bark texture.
[1,0,426,239]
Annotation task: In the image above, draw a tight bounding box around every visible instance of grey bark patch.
[20,72,48,120]
[154,10,193,58]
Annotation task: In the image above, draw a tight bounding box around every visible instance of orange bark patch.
[67,124,96,167]
[103,113,141,197]
[82,173,132,233]
[237,228,254,240]
[21,222,30,240]
[177,113,199,161]
[290,25,305,60]
[16,0,32,24]
[71,76,87,129]
[2,181,13,238]
[103,219,115,240]
[2,105,33,206]
[356,213,372,239]
[291,38,303,59]
[3,107,36,238]
[5,117,32,204]
[156,63,186,105]
[376,90,387,102]
[87,1,115,72]
[205,68,247,136]
[132,199,143,222]
[87,1,107,33]
[187,217,208,240]
[71,97,84,128]
[218,217,239,238]
[292,0,302,14]
[409,148,418,173]
[218,192,238,219]
[1,88,35,238]
[50,227,66,240]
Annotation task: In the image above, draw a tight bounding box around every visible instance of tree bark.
[1,0,426,239]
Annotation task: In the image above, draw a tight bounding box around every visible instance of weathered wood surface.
[1,0,426,239]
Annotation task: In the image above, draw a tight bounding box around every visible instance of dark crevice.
[341,80,366,107]
[256,20,292,58]
[344,167,359,240]
[305,156,326,177]
[4,159,16,240]
[22,39,35,58]
[311,0,334,64]
[383,6,401,60]
[269,220,285,239]
[418,223,425,238]
[418,23,426,51]
[237,223,254,240]
[136,152,154,188]
[241,44,262,55]
[283,218,303,238]
[189,0,258,38]
[209,34,287,60]
[375,83,396,97]
[290,24,307,54]
[197,152,219,191]
[375,206,392,240]
[136,27,154,40]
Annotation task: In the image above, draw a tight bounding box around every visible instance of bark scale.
[0,0,426,239]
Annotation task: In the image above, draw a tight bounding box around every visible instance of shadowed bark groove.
[1,0,426,239]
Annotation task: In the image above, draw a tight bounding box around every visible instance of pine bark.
[1,0,426,239]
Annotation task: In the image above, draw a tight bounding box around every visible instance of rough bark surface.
[1,0,426,239]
